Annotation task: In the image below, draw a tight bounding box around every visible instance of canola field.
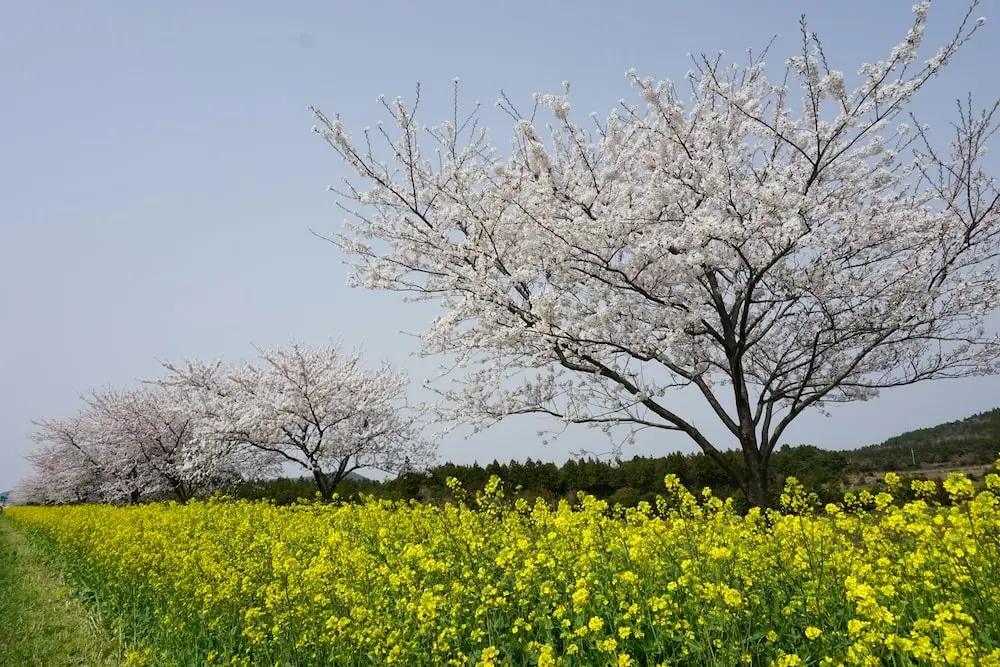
[7,471,1000,667]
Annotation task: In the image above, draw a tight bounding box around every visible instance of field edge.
[0,515,120,667]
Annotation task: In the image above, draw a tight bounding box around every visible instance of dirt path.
[0,516,119,666]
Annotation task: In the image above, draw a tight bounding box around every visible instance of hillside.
[843,407,1000,482]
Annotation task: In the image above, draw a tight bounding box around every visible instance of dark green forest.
[235,408,1000,509]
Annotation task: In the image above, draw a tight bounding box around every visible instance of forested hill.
[842,407,1000,478]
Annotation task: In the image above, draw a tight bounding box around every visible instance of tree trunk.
[165,474,190,502]
[127,466,141,505]
[742,446,769,509]
[313,469,334,501]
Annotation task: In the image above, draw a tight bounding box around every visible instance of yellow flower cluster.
[9,466,1000,666]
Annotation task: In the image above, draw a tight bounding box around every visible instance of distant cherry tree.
[26,385,207,503]
[9,474,51,506]
[83,386,205,502]
[26,415,107,503]
[312,2,1000,506]
[163,342,434,499]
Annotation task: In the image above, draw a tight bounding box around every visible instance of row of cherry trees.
[14,343,433,504]
[15,3,1000,508]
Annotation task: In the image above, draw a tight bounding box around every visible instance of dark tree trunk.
[127,465,141,504]
[726,336,771,509]
[741,445,769,509]
[172,480,191,502]
[161,472,189,502]
[313,469,334,501]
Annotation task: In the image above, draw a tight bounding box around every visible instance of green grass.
[0,515,119,666]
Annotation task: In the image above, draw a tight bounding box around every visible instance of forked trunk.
[742,446,770,509]
[313,468,334,501]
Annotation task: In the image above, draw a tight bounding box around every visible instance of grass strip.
[0,516,119,667]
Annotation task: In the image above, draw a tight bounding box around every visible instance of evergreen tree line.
[235,408,1000,507]
[234,431,999,510]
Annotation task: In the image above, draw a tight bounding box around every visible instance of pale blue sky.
[2,1,999,492]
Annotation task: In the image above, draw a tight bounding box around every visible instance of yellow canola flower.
[5,473,1000,666]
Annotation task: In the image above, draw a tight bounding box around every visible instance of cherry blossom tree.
[163,342,434,500]
[9,474,51,506]
[312,2,1000,506]
[149,357,260,488]
[28,414,109,503]
[82,386,206,502]
[26,385,215,504]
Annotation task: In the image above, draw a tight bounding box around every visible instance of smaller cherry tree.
[82,385,205,502]
[28,414,109,503]
[9,474,52,505]
[27,385,209,503]
[163,342,434,499]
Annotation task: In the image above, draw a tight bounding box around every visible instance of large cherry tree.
[163,342,434,499]
[312,2,1000,506]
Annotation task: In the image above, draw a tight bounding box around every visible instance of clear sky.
[2,0,999,492]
